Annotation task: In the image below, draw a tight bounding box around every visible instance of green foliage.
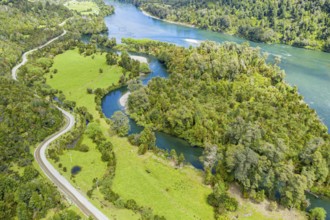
[52,210,81,220]
[111,111,130,137]
[137,127,156,155]
[207,191,238,214]
[106,52,119,65]
[0,78,63,168]
[76,144,90,152]
[309,207,327,220]
[126,40,330,209]
[139,63,151,73]
[125,199,139,211]
[128,79,143,92]
[268,201,277,211]
[91,34,116,48]
[85,122,103,141]
[0,0,72,75]
[127,0,330,51]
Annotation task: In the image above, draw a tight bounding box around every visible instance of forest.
[1,0,330,218]
[122,0,330,52]
[0,0,72,76]
[0,0,117,218]
[0,78,74,219]
[124,38,330,216]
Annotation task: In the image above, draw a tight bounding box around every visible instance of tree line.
[122,0,330,52]
[123,38,330,218]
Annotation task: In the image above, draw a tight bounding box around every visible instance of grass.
[45,49,306,220]
[48,49,122,117]
[50,135,139,220]
[46,49,215,219]
[47,49,138,219]
[64,0,99,15]
[111,136,214,219]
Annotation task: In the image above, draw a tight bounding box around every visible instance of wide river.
[101,0,330,214]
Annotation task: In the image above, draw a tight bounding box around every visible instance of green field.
[48,49,122,117]
[64,0,99,15]
[46,49,215,219]
[45,49,305,220]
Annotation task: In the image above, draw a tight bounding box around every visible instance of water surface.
[104,0,330,129]
[101,0,330,214]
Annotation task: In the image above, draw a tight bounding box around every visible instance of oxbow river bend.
[101,0,330,214]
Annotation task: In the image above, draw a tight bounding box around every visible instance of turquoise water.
[101,0,330,215]
[104,0,330,129]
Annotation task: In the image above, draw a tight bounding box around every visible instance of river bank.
[141,10,196,28]
[130,55,148,63]
[103,0,330,218]
[119,91,130,107]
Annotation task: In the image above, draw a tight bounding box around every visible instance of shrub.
[268,201,277,211]
[87,88,93,94]
[125,199,139,211]
[309,207,327,220]
[78,144,89,152]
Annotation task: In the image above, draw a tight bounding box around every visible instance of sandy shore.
[119,92,131,107]
[130,55,148,63]
[141,10,195,28]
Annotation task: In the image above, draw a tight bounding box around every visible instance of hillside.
[124,0,330,52]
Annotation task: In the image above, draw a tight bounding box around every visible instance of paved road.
[11,25,109,220]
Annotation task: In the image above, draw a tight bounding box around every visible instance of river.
[100,0,330,215]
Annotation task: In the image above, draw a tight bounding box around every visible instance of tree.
[139,63,151,73]
[119,51,132,70]
[178,153,185,167]
[127,79,143,92]
[268,201,277,211]
[111,111,130,136]
[85,122,103,141]
[22,166,39,182]
[309,207,327,220]
[106,52,118,65]
[138,127,156,154]
[52,210,81,220]
[202,143,218,169]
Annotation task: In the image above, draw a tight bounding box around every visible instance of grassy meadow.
[46,49,214,219]
[64,0,99,15]
[46,48,305,220]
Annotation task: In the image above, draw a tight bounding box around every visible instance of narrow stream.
[102,56,203,169]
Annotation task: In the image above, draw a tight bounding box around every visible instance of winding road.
[11,24,109,220]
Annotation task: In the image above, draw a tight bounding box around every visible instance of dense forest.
[0,0,117,218]
[122,0,330,52]
[0,1,72,218]
[0,78,68,219]
[0,0,72,76]
[0,0,115,77]
[124,38,330,215]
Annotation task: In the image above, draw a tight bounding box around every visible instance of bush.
[111,111,130,136]
[78,144,89,152]
[101,152,110,162]
[139,63,151,73]
[309,207,327,220]
[254,190,265,203]
[268,201,277,211]
[125,199,139,211]
[87,88,93,94]
[207,192,238,212]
